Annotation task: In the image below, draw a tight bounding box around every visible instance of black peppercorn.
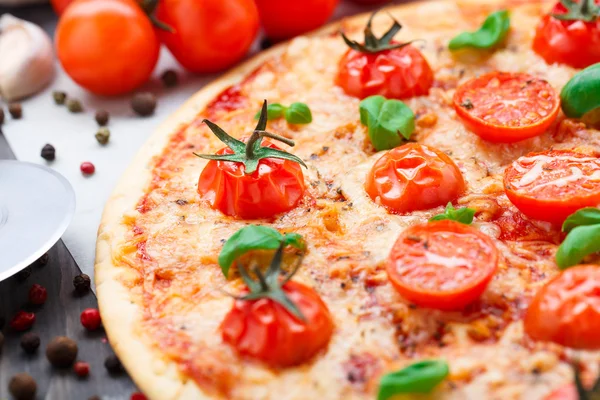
[0,108,4,125]
[73,273,91,295]
[46,336,78,367]
[9,103,22,119]
[104,354,124,374]
[9,373,36,400]
[15,268,31,282]
[53,91,67,105]
[36,252,49,266]
[95,127,110,145]
[260,37,273,50]
[131,92,157,117]
[20,332,40,353]
[41,144,56,161]
[66,99,83,113]
[161,69,178,88]
[95,110,110,126]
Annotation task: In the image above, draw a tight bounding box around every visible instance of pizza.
[94,0,600,399]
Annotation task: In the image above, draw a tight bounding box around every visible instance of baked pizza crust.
[95,1,557,399]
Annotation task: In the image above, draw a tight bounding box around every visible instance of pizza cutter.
[0,160,75,282]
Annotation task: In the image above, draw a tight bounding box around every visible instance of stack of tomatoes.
[52,0,342,95]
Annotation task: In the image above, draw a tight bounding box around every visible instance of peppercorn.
[15,267,31,282]
[95,110,110,126]
[161,69,178,88]
[0,108,4,125]
[36,252,49,266]
[104,354,124,374]
[81,308,102,331]
[20,332,40,353]
[95,127,110,145]
[131,92,157,117]
[73,273,91,295]
[9,103,22,119]
[80,161,95,175]
[10,311,35,331]
[9,373,36,400]
[28,284,48,305]
[74,361,90,378]
[41,144,56,161]
[66,99,83,113]
[46,336,78,367]
[260,37,273,50]
[53,91,67,105]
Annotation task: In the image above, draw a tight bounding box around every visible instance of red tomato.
[453,72,560,143]
[55,0,160,96]
[544,384,577,400]
[525,265,600,349]
[365,143,465,214]
[504,150,600,225]
[387,220,499,310]
[337,44,434,100]
[221,280,334,367]
[155,0,259,73]
[533,1,600,69]
[254,0,338,41]
[50,0,73,14]
[197,140,306,219]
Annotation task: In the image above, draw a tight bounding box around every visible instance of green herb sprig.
[254,102,312,125]
[556,208,600,269]
[377,360,449,400]
[359,95,415,151]
[449,10,510,51]
[430,203,475,224]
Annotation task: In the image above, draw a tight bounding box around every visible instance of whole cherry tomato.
[453,72,560,143]
[55,0,160,96]
[365,143,465,214]
[155,0,259,73]
[222,280,334,367]
[50,0,73,14]
[504,150,600,225]
[387,220,499,311]
[254,0,338,41]
[533,0,600,69]
[524,265,600,349]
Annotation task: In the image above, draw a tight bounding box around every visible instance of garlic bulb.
[0,14,55,101]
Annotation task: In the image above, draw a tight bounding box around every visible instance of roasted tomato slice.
[337,44,434,100]
[525,265,600,349]
[222,280,334,367]
[453,72,560,143]
[365,143,465,214]
[533,1,600,69]
[387,220,499,311]
[504,150,600,224]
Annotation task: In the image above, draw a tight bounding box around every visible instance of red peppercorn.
[130,393,147,400]
[73,361,90,378]
[80,162,95,175]
[28,284,48,305]
[80,308,101,331]
[10,311,35,331]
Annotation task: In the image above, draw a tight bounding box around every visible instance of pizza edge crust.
[94,1,509,399]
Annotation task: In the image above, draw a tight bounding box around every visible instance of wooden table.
[0,122,137,399]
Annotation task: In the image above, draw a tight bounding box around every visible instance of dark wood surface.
[0,134,138,398]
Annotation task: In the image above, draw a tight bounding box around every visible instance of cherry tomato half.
[221,280,334,367]
[197,140,306,219]
[56,0,160,96]
[533,1,600,69]
[337,44,434,100]
[453,72,560,143]
[387,220,499,311]
[365,143,465,214]
[156,0,259,73]
[504,150,600,225]
[525,265,600,349]
[254,0,338,41]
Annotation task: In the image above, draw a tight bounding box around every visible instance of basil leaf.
[254,103,286,120]
[561,63,600,119]
[378,360,449,400]
[562,208,600,233]
[284,102,312,124]
[449,10,510,50]
[359,95,415,151]
[218,225,305,277]
[430,203,475,224]
[556,224,600,269]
